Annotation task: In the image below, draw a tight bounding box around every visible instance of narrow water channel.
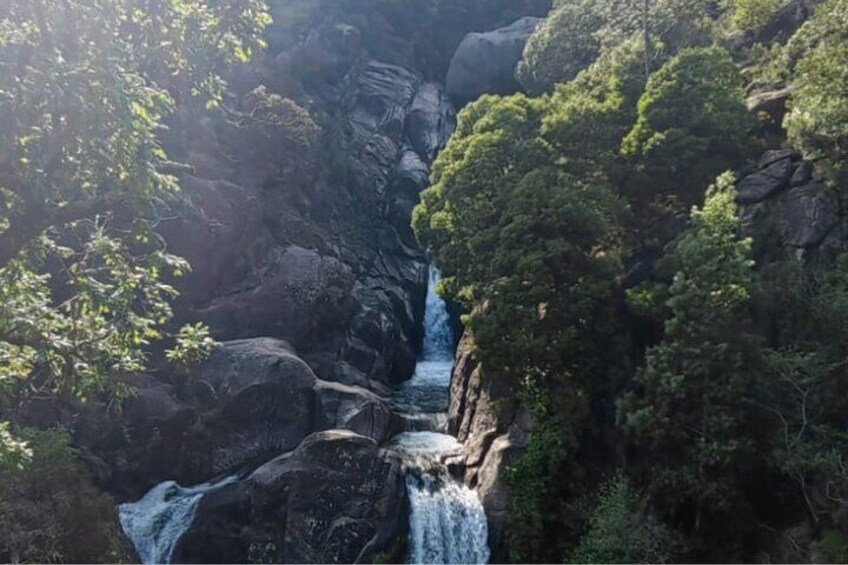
[390,267,490,564]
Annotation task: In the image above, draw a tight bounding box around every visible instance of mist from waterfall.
[118,476,236,564]
[392,266,490,565]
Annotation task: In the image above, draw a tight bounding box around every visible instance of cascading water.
[391,267,490,565]
[392,268,455,428]
[118,476,236,564]
[118,267,487,564]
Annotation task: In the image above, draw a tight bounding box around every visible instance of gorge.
[3,0,848,563]
[118,268,492,564]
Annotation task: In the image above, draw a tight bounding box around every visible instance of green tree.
[517,0,712,95]
[0,428,129,563]
[619,173,759,533]
[570,473,681,564]
[722,0,788,30]
[784,0,848,184]
[414,93,626,561]
[621,47,753,206]
[541,40,648,178]
[754,256,848,534]
[0,0,270,458]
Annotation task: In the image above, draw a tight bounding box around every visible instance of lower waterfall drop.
[406,471,490,564]
[118,476,236,564]
[391,267,490,564]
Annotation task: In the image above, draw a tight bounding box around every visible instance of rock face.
[158,25,459,393]
[75,4,469,561]
[779,182,840,247]
[79,339,398,499]
[77,4,568,562]
[737,151,844,254]
[447,333,531,561]
[446,17,543,105]
[173,431,408,564]
[737,152,795,204]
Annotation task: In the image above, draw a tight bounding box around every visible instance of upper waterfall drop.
[422,267,454,361]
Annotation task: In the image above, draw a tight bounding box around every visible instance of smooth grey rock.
[198,246,357,346]
[746,88,796,121]
[182,338,319,478]
[162,176,264,307]
[80,338,403,499]
[737,156,794,204]
[406,83,456,162]
[314,380,394,442]
[446,17,543,104]
[174,431,408,564]
[779,182,840,247]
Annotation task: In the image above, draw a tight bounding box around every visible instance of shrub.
[0,428,128,564]
[570,474,681,563]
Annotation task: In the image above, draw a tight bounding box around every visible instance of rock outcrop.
[76,4,565,562]
[74,4,468,561]
[172,431,407,564]
[737,150,846,262]
[447,333,531,562]
[446,17,543,105]
[80,338,397,500]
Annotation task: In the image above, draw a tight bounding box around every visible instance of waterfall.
[422,267,454,361]
[118,476,237,564]
[391,266,490,564]
[407,472,490,564]
[393,268,455,425]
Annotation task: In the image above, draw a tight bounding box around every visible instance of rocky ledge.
[173,431,407,564]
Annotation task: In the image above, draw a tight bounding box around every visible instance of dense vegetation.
[0,0,275,559]
[415,0,848,561]
[2,0,848,562]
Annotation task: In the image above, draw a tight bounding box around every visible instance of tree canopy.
[0,0,269,461]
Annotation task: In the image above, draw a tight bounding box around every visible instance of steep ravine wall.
[63,3,560,562]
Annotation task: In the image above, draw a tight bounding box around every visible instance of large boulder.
[446,17,543,105]
[406,83,456,163]
[179,338,320,478]
[197,246,357,346]
[173,431,408,564]
[737,151,795,204]
[80,339,397,498]
[314,380,394,443]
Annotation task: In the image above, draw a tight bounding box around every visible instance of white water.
[391,267,490,565]
[118,476,236,564]
[406,472,491,565]
[118,267,488,564]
